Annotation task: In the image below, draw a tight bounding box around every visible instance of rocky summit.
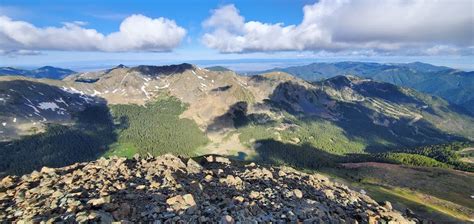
[0,154,416,223]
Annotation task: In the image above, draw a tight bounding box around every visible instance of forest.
[107,96,208,157]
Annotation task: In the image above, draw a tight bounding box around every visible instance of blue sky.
[0,0,473,71]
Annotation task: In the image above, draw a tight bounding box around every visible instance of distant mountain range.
[253,62,474,114]
[0,66,76,79]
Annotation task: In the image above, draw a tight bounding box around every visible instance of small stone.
[249,191,260,199]
[382,201,393,210]
[136,185,146,190]
[76,212,89,223]
[182,194,196,207]
[220,215,235,224]
[323,189,335,200]
[40,167,56,174]
[205,155,214,163]
[204,175,213,182]
[186,159,202,173]
[278,170,286,177]
[166,194,195,211]
[293,189,303,199]
[133,153,141,161]
[233,196,245,203]
[150,181,161,189]
[246,162,256,167]
[87,196,111,207]
[215,156,231,164]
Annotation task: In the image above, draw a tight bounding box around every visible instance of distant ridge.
[205,66,232,72]
[0,66,75,79]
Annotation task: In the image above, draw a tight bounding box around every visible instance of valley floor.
[321,163,474,223]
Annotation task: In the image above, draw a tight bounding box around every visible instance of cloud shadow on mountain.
[206,101,274,132]
[266,81,469,153]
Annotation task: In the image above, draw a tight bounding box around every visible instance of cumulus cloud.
[202,0,474,55]
[0,14,186,52]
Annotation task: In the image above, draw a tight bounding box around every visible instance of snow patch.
[141,85,150,99]
[155,83,170,89]
[25,103,40,113]
[13,117,16,123]
[55,97,69,107]
[92,90,102,96]
[1,122,6,127]
[38,102,60,111]
[192,70,206,80]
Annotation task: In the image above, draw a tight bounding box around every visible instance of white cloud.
[202,0,474,55]
[0,49,42,56]
[0,14,186,52]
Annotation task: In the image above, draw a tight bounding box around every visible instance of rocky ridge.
[0,154,416,223]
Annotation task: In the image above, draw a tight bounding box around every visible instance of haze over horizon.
[1,0,473,70]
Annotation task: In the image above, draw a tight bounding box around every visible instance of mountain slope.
[1,64,473,146]
[1,64,473,175]
[256,62,474,114]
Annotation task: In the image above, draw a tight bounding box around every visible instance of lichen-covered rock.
[0,154,417,223]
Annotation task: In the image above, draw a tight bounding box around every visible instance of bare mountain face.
[0,63,473,147]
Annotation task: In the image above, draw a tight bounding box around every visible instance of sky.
[0,0,473,71]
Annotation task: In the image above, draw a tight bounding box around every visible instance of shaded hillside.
[0,79,106,141]
[0,104,116,176]
[256,62,474,114]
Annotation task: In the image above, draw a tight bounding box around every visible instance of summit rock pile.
[0,154,417,223]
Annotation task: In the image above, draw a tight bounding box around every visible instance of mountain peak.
[130,63,194,76]
[115,64,128,69]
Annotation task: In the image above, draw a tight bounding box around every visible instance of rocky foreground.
[0,154,417,223]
